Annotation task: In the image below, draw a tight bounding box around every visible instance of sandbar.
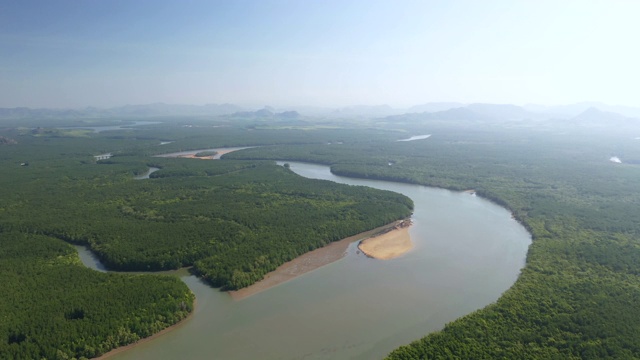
[94,220,413,356]
[230,220,413,300]
[176,154,215,159]
[358,223,413,260]
[155,147,251,160]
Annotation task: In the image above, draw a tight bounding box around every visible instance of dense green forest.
[0,118,412,358]
[225,121,640,359]
[0,232,193,360]
[3,114,640,358]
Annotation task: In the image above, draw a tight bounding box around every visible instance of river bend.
[80,161,530,360]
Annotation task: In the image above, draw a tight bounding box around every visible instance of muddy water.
[83,161,530,360]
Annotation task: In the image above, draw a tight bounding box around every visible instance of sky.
[1,0,640,109]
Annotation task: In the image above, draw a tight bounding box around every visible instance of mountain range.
[1,102,639,125]
[0,103,245,119]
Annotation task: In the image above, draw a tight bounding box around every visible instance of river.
[397,134,431,141]
[80,161,531,360]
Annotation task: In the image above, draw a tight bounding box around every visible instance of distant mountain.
[230,108,302,121]
[0,103,246,119]
[570,107,635,126]
[382,103,548,124]
[99,103,246,117]
[0,107,86,119]
[254,108,275,117]
[4,101,639,121]
[428,107,490,120]
[280,106,323,116]
[278,110,301,119]
[231,108,273,118]
[329,105,401,118]
[525,102,640,118]
[524,102,595,117]
[466,103,545,120]
[406,102,465,113]
[382,107,488,123]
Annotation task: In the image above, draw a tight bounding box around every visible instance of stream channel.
[77,161,531,360]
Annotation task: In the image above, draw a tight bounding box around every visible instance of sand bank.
[229,220,411,300]
[94,220,414,356]
[175,153,215,159]
[177,148,238,159]
[155,147,251,160]
[357,220,413,260]
[212,148,245,158]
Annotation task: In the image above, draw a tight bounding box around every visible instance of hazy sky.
[1,0,639,108]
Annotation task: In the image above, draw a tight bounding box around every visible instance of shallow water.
[82,161,530,360]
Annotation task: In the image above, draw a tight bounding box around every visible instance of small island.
[194,150,218,158]
[176,150,217,159]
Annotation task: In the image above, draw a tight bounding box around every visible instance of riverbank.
[155,147,251,160]
[87,160,530,360]
[174,153,215,159]
[94,299,196,359]
[229,220,412,300]
[358,220,413,259]
[93,220,412,357]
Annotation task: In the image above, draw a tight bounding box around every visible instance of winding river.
[79,161,531,360]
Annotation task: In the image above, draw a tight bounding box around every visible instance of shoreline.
[94,298,197,359]
[358,219,413,260]
[229,219,412,300]
[175,153,216,160]
[96,154,414,354]
[155,147,251,160]
[92,219,413,357]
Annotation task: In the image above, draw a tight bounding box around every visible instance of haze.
[1,0,639,109]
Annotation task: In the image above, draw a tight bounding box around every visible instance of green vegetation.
[227,123,640,359]
[29,128,95,138]
[4,113,640,359]
[0,232,193,360]
[2,144,411,290]
[0,118,412,358]
[193,150,217,157]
